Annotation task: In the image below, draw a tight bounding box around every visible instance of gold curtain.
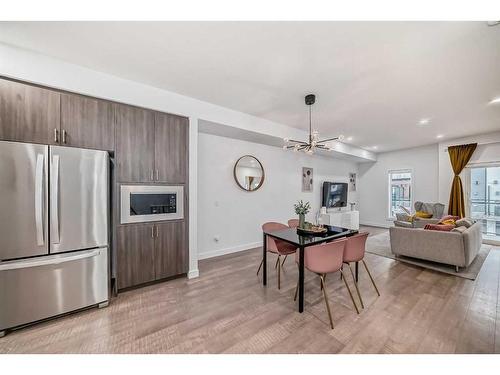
[447,143,477,217]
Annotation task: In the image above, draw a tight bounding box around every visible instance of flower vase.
[299,214,305,229]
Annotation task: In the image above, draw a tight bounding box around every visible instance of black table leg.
[299,246,305,313]
[263,233,267,286]
[355,261,359,283]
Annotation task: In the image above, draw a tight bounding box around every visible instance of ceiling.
[1,21,499,152]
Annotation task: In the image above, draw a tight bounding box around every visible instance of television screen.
[322,182,348,208]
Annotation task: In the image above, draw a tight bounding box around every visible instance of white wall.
[197,133,358,259]
[358,144,439,228]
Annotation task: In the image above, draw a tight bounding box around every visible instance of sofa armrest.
[462,223,483,266]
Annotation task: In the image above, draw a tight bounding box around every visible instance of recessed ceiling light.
[489,97,500,105]
[436,134,444,139]
[346,136,353,141]
[371,146,378,150]
[418,118,431,125]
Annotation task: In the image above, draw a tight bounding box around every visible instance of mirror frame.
[233,155,265,192]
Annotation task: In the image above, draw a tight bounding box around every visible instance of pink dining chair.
[258,222,297,289]
[293,238,360,329]
[275,218,300,267]
[342,232,380,309]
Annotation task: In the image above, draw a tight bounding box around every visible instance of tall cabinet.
[114,103,189,290]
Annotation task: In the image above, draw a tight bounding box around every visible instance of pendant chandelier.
[283,94,344,154]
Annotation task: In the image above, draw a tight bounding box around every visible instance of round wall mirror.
[233,155,265,192]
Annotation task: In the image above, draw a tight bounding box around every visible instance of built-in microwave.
[120,185,184,224]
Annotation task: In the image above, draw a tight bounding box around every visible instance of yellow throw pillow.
[440,219,456,226]
[415,211,433,219]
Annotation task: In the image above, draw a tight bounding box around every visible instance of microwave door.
[50,146,109,254]
[0,141,48,261]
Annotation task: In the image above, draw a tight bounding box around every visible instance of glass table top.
[264,225,357,247]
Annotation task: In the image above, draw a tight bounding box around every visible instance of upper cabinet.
[115,104,189,184]
[154,112,189,184]
[0,78,60,144]
[115,103,155,183]
[60,94,114,151]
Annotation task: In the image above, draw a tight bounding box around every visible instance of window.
[388,170,412,219]
[468,165,500,240]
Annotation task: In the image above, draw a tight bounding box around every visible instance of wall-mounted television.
[322,182,348,208]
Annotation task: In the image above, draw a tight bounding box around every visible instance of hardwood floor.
[1,226,499,354]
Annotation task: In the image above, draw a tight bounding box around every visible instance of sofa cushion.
[424,223,455,231]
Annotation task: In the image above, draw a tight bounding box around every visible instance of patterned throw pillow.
[424,224,455,231]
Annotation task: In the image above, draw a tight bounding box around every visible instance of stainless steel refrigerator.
[0,141,109,336]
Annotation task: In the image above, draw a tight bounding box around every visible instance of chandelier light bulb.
[337,134,345,141]
[283,137,289,143]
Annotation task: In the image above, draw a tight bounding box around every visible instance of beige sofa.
[389,222,482,271]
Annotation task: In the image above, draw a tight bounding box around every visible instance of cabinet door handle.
[151,225,154,238]
[155,225,159,238]
[150,169,154,181]
[54,128,59,143]
[156,169,159,181]
[62,129,67,144]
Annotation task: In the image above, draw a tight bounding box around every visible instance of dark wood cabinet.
[116,221,188,290]
[154,221,188,279]
[154,112,188,183]
[60,94,114,151]
[0,78,60,144]
[115,104,155,182]
[116,224,155,289]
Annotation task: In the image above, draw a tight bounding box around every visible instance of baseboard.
[198,241,261,260]
[187,269,199,279]
[360,221,392,229]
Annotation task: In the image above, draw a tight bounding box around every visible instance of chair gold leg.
[277,255,281,289]
[256,258,263,275]
[362,259,380,296]
[346,262,364,309]
[320,274,334,329]
[340,270,360,314]
[274,256,280,269]
[282,254,288,267]
[320,274,327,290]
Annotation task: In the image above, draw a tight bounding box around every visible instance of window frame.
[387,168,413,220]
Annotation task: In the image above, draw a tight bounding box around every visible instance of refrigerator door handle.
[51,154,60,244]
[0,249,102,271]
[35,153,45,246]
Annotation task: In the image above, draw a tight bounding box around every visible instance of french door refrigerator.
[0,141,109,336]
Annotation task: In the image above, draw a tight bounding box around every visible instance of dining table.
[262,225,358,313]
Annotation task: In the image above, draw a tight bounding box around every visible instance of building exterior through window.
[389,170,412,218]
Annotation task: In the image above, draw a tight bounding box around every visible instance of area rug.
[365,231,492,280]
